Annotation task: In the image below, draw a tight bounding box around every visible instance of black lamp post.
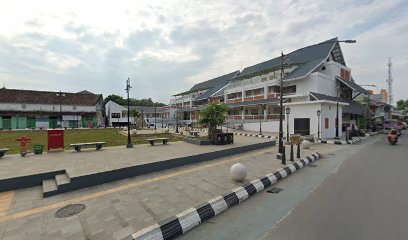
[175,112,179,133]
[125,78,133,148]
[154,105,157,130]
[317,109,321,140]
[258,104,265,135]
[141,110,144,128]
[286,107,291,143]
[278,52,285,163]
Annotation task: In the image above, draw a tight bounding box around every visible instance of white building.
[171,37,368,139]
[105,101,176,127]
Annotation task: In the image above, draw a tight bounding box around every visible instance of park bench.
[0,148,10,158]
[189,131,200,137]
[70,142,106,152]
[146,138,170,146]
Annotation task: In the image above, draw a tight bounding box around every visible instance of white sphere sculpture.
[131,129,137,135]
[230,163,247,181]
[302,140,311,149]
[270,136,277,142]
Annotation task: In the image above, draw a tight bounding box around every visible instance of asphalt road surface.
[180,132,408,240]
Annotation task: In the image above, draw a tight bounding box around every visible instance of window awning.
[336,77,369,94]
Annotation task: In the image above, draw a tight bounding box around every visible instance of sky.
[0,0,407,104]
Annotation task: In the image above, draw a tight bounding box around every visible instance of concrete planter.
[183,138,212,145]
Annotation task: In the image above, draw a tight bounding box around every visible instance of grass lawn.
[0,129,183,154]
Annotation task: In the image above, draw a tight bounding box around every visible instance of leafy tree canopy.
[103,94,166,107]
[198,103,229,139]
[396,99,408,110]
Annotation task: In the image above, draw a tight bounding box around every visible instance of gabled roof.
[174,70,239,97]
[0,88,102,106]
[336,77,368,94]
[309,92,365,115]
[234,38,342,81]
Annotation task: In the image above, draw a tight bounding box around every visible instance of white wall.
[243,120,280,133]
[285,102,343,139]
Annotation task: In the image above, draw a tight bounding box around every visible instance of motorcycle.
[388,129,399,145]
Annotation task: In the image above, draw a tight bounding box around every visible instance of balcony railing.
[226,114,281,120]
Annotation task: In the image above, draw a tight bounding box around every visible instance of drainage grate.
[267,187,284,194]
[55,204,86,218]
[308,164,317,167]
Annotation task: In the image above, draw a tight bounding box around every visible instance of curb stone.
[317,137,363,145]
[114,152,321,240]
[233,132,275,139]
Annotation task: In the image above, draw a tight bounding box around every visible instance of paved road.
[181,133,408,240]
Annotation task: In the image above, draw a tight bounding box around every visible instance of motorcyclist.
[388,128,399,144]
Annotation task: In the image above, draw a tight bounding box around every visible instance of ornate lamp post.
[125,78,133,148]
[285,107,291,143]
[317,109,321,140]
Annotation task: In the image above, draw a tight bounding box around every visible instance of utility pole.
[387,57,393,105]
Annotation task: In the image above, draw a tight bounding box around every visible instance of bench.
[189,131,200,137]
[146,138,170,146]
[70,142,106,152]
[0,148,10,158]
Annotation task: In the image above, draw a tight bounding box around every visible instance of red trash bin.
[48,129,64,150]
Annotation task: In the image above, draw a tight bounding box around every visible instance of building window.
[340,69,350,80]
[121,111,127,118]
[325,118,329,129]
[111,113,120,118]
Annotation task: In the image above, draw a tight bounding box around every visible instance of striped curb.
[318,137,362,145]
[232,132,276,139]
[116,152,321,240]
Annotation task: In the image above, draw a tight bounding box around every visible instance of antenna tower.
[387,57,393,105]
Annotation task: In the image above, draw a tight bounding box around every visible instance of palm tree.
[198,103,229,140]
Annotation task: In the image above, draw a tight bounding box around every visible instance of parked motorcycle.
[388,129,399,145]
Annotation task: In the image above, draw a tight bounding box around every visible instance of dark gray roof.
[234,38,340,81]
[175,70,239,97]
[225,98,280,107]
[336,77,368,94]
[309,92,365,115]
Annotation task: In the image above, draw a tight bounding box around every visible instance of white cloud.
[0,0,407,103]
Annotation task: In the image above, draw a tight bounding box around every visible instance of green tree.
[129,109,141,127]
[396,99,408,110]
[198,103,229,140]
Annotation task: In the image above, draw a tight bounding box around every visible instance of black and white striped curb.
[233,132,276,139]
[317,137,362,145]
[118,152,321,240]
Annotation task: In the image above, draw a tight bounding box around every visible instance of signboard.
[290,135,302,145]
[48,129,64,150]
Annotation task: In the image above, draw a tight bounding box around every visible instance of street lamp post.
[56,91,65,128]
[154,105,157,130]
[258,104,264,135]
[175,112,179,133]
[277,39,355,160]
[141,110,144,128]
[278,52,285,163]
[286,107,291,143]
[125,78,133,148]
[317,109,321,140]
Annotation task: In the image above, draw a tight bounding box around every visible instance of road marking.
[0,149,271,223]
[0,191,14,217]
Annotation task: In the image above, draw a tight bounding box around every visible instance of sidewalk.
[0,142,346,240]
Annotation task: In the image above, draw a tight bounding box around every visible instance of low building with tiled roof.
[0,88,103,129]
